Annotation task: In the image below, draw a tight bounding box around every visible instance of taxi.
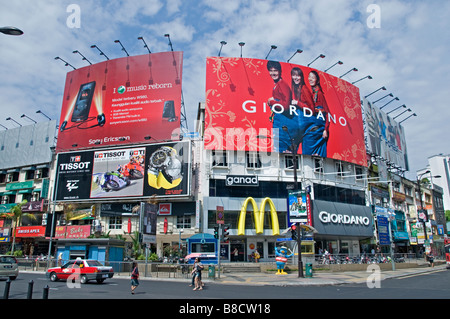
[47,258,114,284]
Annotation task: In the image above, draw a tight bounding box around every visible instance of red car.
[47,259,114,284]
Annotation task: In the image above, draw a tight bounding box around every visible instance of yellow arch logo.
[237,197,280,236]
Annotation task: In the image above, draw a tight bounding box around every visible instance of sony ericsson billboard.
[53,141,190,201]
[56,52,183,152]
[204,57,367,166]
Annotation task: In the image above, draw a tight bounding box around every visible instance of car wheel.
[50,272,58,282]
[80,274,88,284]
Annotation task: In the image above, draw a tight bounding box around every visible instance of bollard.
[27,280,34,299]
[3,279,11,299]
[42,285,49,299]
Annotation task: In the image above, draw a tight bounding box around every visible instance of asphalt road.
[2,270,448,314]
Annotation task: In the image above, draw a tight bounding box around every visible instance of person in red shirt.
[266,61,301,153]
[301,70,330,157]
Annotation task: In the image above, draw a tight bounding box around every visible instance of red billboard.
[205,57,367,166]
[56,52,183,152]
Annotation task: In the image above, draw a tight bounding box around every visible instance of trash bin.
[305,263,313,278]
[208,265,215,279]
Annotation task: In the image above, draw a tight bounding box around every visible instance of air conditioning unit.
[2,195,9,204]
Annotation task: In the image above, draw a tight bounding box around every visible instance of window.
[355,166,364,180]
[177,215,191,229]
[246,152,261,169]
[212,150,227,167]
[335,161,345,177]
[314,158,323,173]
[108,216,122,230]
[285,155,300,170]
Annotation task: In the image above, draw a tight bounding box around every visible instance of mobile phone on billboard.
[71,81,96,122]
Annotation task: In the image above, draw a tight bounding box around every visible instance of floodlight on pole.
[20,114,37,124]
[379,97,399,109]
[238,42,245,58]
[6,117,22,127]
[364,86,386,98]
[114,40,129,56]
[137,36,151,53]
[265,45,277,59]
[287,49,303,62]
[72,50,92,65]
[324,61,343,73]
[0,26,23,36]
[352,75,372,85]
[398,113,416,124]
[90,44,110,60]
[54,56,76,70]
[218,41,227,57]
[339,67,358,78]
[36,110,51,120]
[307,54,325,67]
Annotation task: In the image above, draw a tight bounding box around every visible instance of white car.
[0,255,19,280]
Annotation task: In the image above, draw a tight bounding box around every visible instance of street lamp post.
[416,171,441,244]
[282,126,303,277]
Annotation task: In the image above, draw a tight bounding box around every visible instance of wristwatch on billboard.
[147,146,183,189]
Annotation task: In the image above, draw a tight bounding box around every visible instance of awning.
[69,213,94,220]
[2,191,16,196]
[18,189,32,194]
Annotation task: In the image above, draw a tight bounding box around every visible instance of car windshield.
[0,256,16,264]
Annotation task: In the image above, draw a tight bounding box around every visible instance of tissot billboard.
[54,141,190,201]
[56,52,183,152]
[205,57,367,166]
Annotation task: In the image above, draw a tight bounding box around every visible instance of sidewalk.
[212,264,447,286]
[24,262,447,287]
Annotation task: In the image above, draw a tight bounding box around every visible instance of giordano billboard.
[205,56,367,166]
[54,141,190,201]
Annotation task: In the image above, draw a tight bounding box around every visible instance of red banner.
[55,225,91,239]
[56,52,183,152]
[205,57,367,166]
[15,226,45,238]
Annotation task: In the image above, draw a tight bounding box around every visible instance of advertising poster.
[205,57,367,166]
[288,190,308,224]
[54,141,190,201]
[362,98,409,170]
[56,52,183,152]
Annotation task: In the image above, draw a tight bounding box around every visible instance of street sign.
[216,205,224,224]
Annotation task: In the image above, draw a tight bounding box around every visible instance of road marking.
[396,269,445,279]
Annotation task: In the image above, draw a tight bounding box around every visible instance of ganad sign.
[226,175,258,187]
[318,211,370,226]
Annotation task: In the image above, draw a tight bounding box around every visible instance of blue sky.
[1,0,449,179]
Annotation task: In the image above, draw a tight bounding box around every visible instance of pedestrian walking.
[426,253,434,267]
[131,262,139,294]
[191,257,204,291]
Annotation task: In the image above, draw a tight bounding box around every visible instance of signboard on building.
[56,52,183,152]
[205,57,367,166]
[54,141,191,201]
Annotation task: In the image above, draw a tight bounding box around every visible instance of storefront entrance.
[230,239,245,262]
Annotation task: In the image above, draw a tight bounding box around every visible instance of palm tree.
[0,200,36,255]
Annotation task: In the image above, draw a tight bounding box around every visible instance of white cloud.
[0,0,448,177]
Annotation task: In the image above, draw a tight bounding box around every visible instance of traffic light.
[291,225,297,240]
[222,226,230,242]
[214,226,219,239]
